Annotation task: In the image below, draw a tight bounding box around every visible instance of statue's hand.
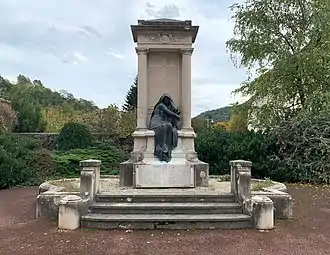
[176,107,181,114]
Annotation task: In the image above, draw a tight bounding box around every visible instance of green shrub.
[0,134,49,189]
[53,145,128,177]
[195,127,277,178]
[28,148,56,182]
[57,122,93,150]
[269,111,330,183]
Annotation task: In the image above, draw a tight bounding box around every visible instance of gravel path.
[49,177,231,193]
[1,184,330,255]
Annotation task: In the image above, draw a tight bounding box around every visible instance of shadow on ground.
[0,184,330,255]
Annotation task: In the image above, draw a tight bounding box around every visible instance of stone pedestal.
[252,195,274,230]
[120,129,209,188]
[58,195,83,230]
[80,159,101,201]
[134,161,194,188]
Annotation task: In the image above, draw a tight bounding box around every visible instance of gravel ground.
[48,177,231,193]
[1,184,330,255]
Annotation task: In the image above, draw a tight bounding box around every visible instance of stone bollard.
[58,195,83,230]
[230,160,252,203]
[252,195,274,230]
[79,159,101,202]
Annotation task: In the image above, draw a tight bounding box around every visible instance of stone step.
[81,213,252,230]
[90,202,243,214]
[96,192,235,203]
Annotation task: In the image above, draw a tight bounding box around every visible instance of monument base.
[120,156,209,188]
[119,151,142,187]
[134,159,195,188]
[120,129,209,188]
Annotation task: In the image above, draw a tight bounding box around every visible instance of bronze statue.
[149,94,181,162]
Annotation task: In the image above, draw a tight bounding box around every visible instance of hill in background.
[195,106,232,122]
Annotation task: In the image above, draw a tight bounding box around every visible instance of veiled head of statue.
[158,93,173,106]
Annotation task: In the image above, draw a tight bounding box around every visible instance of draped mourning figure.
[149,94,181,162]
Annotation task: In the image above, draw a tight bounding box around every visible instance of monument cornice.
[131,20,199,43]
[135,47,150,54]
[180,48,194,55]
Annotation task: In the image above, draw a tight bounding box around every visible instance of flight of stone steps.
[81,191,252,230]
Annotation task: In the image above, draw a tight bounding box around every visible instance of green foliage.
[123,76,137,112]
[0,74,97,132]
[269,110,330,183]
[118,110,136,138]
[57,123,93,150]
[12,100,47,132]
[0,98,17,133]
[191,117,209,133]
[53,145,128,177]
[42,106,82,132]
[195,128,277,178]
[0,134,49,189]
[228,103,249,132]
[195,106,232,122]
[226,0,330,128]
[81,104,120,134]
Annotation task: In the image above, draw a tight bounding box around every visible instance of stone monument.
[120,19,209,188]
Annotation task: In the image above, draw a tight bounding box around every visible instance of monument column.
[181,48,194,130]
[136,47,149,129]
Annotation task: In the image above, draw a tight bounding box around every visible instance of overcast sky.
[0,0,247,116]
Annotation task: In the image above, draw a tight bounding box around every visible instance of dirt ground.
[1,184,330,255]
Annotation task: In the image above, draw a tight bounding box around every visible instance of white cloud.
[106,49,125,59]
[73,52,88,62]
[0,0,248,115]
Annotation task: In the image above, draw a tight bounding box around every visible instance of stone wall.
[15,133,133,151]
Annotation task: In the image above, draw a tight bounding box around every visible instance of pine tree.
[123,76,137,111]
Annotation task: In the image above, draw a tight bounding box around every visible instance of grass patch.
[252,178,274,191]
[48,179,79,192]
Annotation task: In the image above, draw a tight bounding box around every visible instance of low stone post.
[230,160,252,214]
[58,195,83,230]
[252,195,274,230]
[79,159,101,202]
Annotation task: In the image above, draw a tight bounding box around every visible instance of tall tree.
[0,98,17,133]
[226,0,330,128]
[228,104,249,132]
[123,76,137,111]
[0,74,98,132]
[81,104,121,134]
[42,106,81,132]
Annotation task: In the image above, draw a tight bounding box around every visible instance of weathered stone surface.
[230,160,253,167]
[38,182,63,194]
[230,160,252,204]
[263,191,293,219]
[192,161,209,187]
[134,163,194,188]
[79,159,101,167]
[58,195,83,230]
[90,202,243,214]
[120,152,142,187]
[36,192,79,219]
[80,159,101,201]
[252,195,274,230]
[81,213,251,230]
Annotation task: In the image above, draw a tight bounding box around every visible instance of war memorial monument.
[36,19,293,230]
